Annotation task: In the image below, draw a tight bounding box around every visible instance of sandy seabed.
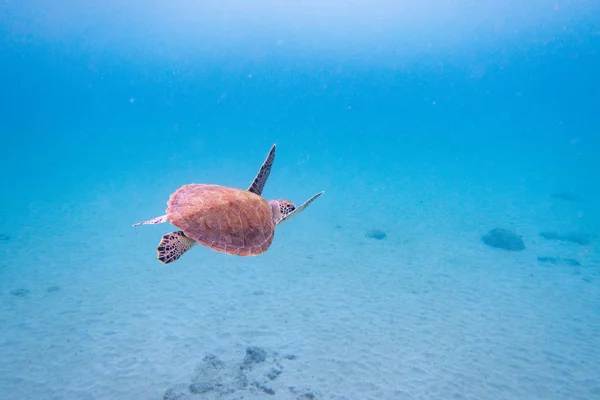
[1,175,598,400]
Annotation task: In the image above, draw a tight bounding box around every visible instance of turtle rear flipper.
[133,215,168,227]
[157,231,196,264]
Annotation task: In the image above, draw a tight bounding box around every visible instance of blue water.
[1,2,600,399]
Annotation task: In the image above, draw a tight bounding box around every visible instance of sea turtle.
[133,144,323,263]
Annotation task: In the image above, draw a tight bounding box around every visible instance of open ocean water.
[1,1,599,399]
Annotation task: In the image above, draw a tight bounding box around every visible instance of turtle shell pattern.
[166,184,274,256]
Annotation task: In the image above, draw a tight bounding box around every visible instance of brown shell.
[166,184,274,256]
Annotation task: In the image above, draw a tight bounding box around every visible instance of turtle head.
[269,200,296,224]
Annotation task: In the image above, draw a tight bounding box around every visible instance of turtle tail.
[157,231,196,264]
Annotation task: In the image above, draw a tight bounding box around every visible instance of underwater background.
[1,1,599,399]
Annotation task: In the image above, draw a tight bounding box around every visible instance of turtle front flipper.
[275,191,324,225]
[157,231,196,264]
[133,215,168,227]
[247,144,276,196]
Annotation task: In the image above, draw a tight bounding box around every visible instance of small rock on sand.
[481,228,525,251]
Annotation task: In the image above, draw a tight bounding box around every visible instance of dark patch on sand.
[365,229,387,240]
[551,192,582,202]
[163,347,317,399]
[539,231,592,246]
[537,256,581,266]
[10,288,29,297]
